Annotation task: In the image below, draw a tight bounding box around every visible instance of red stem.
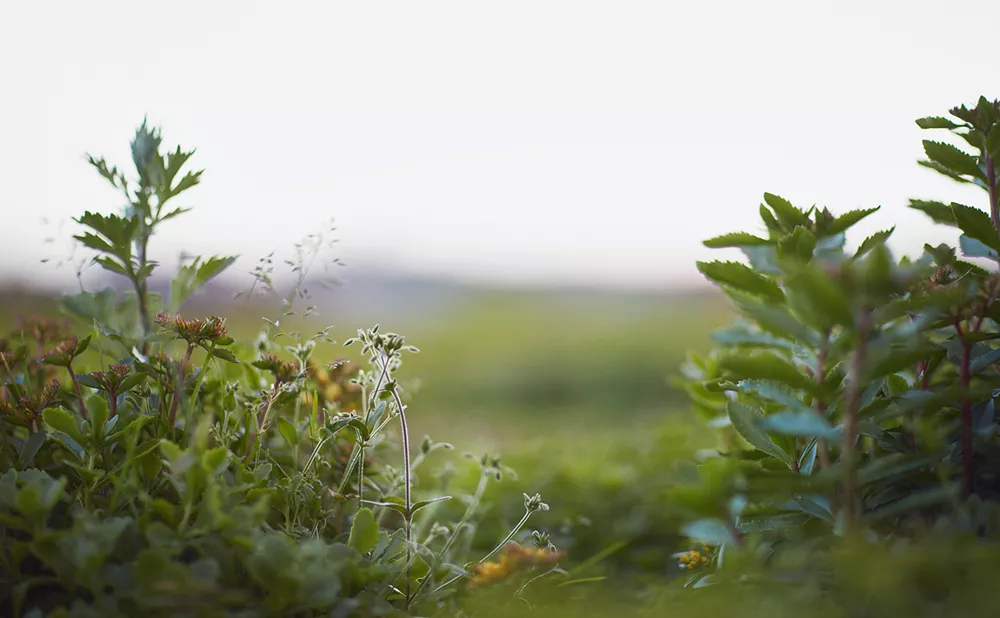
[986,152,998,233]
[815,335,832,471]
[954,315,975,495]
[843,312,870,533]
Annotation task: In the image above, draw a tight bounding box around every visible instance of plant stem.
[167,344,195,429]
[66,362,88,421]
[842,311,870,533]
[815,334,831,470]
[391,387,413,605]
[956,316,974,495]
[433,508,534,594]
[410,472,489,602]
[986,152,998,233]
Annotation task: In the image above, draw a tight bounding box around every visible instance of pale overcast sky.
[0,0,993,290]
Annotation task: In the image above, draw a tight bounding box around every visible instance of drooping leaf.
[728,402,793,464]
[959,235,998,259]
[952,203,1000,252]
[737,380,806,410]
[726,294,821,348]
[711,325,794,350]
[719,353,815,393]
[696,261,784,303]
[758,411,839,440]
[922,140,986,181]
[918,160,973,184]
[909,200,957,226]
[970,346,1000,375]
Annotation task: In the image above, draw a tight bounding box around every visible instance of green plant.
[0,123,562,617]
[676,96,1000,608]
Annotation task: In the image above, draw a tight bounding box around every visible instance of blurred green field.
[0,285,730,446]
[0,283,732,610]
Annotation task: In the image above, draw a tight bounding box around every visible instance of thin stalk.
[167,344,195,429]
[108,388,118,420]
[433,508,534,594]
[815,332,837,518]
[842,311,870,533]
[392,388,413,604]
[66,362,88,421]
[409,472,489,602]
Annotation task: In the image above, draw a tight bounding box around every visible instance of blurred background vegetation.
[0,279,730,593]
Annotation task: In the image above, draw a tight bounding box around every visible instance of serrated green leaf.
[782,264,853,329]
[728,402,792,464]
[909,200,958,226]
[763,193,810,230]
[759,204,783,234]
[923,140,986,180]
[828,207,879,235]
[986,127,1000,160]
[959,235,998,259]
[918,160,974,184]
[727,293,820,347]
[952,203,1000,252]
[737,380,805,410]
[94,256,131,277]
[776,226,816,262]
[211,348,239,363]
[719,353,814,393]
[697,261,783,303]
[703,232,772,248]
[853,227,895,260]
[915,116,962,130]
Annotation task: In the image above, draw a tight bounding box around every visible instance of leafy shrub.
[677,96,1000,612]
[0,123,561,617]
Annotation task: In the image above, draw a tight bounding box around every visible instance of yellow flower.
[467,543,566,588]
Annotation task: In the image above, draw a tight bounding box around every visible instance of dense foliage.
[678,96,1000,613]
[0,123,563,617]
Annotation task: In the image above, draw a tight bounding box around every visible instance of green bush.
[676,96,1000,613]
[0,124,562,617]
